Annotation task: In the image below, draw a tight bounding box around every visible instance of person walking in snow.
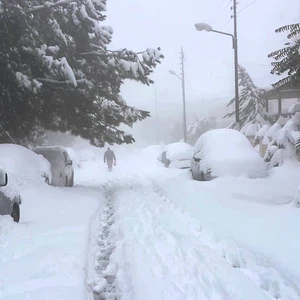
[104,147,116,172]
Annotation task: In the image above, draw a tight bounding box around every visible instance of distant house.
[263,85,300,122]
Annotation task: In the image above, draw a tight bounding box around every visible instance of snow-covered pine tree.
[187,117,216,144]
[268,23,300,88]
[264,110,300,169]
[224,65,268,131]
[0,0,164,146]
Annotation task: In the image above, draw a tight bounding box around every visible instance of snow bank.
[194,129,266,178]
[164,142,193,161]
[149,164,300,285]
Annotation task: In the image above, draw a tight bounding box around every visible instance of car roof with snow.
[163,142,193,161]
[34,146,69,154]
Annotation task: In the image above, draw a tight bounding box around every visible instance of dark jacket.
[104,150,116,162]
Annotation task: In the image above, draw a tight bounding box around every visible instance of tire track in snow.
[87,182,119,300]
[149,180,300,300]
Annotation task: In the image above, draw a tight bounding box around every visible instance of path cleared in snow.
[87,182,118,300]
[80,146,300,300]
[93,175,300,300]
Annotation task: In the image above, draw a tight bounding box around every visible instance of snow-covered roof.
[256,124,270,138]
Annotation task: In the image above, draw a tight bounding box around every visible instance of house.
[263,85,300,121]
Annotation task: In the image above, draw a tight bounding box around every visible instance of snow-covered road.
[86,174,300,300]
[1,145,300,299]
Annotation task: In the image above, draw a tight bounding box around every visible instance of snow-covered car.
[0,144,52,185]
[158,142,194,169]
[33,146,74,187]
[0,169,21,222]
[191,128,267,181]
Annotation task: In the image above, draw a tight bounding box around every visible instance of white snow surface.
[0,174,103,300]
[84,148,300,299]
[1,144,300,299]
[168,159,191,169]
[0,144,51,198]
[164,142,193,161]
[194,129,266,178]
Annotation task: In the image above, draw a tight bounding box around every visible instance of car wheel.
[45,177,50,185]
[65,176,68,187]
[11,203,20,223]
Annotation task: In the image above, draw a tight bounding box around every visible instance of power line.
[224,0,232,10]
[214,0,230,15]
[238,0,258,14]
[212,17,232,41]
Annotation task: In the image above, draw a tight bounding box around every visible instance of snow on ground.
[0,181,103,299]
[81,145,300,299]
[2,144,300,299]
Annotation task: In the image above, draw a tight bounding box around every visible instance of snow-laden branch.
[27,0,75,13]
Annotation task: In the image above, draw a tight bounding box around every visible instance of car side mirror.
[65,161,73,166]
[0,172,8,187]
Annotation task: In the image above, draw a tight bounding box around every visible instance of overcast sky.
[105,0,299,120]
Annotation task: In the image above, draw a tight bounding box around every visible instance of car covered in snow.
[191,129,266,181]
[0,144,51,185]
[158,142,194,169]
[0,144,50,223]
[33,146,74,187]
[0,169,21,222]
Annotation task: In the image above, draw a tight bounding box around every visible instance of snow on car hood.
[194,129,266,178]
[165,142,193,161]
[0,144,52,198]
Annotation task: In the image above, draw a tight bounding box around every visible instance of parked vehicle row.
[158,129,267,181]
[0,144,75,223]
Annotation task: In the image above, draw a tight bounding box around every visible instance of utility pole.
[180,47,187,143]
[232,0,240,130]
